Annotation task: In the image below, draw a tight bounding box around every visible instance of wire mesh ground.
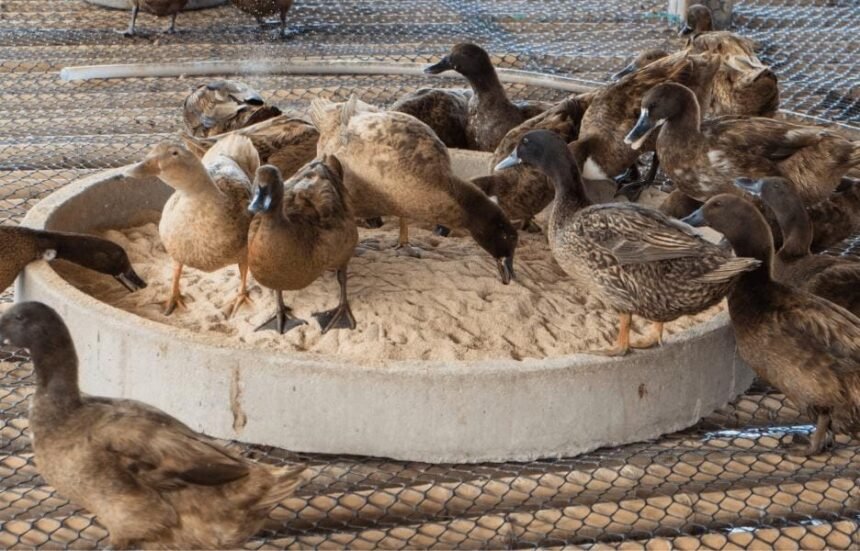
[1,0,859,549]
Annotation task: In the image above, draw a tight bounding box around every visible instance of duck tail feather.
[179,132,210,160]
[339,95,359,145]
[697,257,762,283]
[203,134,261,181]
[255,464,308,513]
[309,97,334,130]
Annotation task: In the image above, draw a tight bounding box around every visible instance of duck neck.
[31,329,83,421]
[775,200,812,261]
[467,67,513,106]
[725,224,776,305]
[546,152,591,225]
[35,232,109,272]
[164,162,224,199]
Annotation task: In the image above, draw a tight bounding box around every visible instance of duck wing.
[777,293,860,373]
[705,117,826,162]
[184,81,281,138]
[283,157,351,226]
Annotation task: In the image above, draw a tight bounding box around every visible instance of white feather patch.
[41,249,57,261]
[582,157,608,180]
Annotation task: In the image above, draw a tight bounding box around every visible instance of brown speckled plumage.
[183,80,282,138]
[228,0,294,36]
[0,302,306,550]
[808,178,860,252]
[691,194,860,454]
[391,88,472,149]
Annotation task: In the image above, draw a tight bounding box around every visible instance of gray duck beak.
[733,177,765,197]
[115,268,147,292]
[681,207,707,228]
[248,185,273,214]
[611,62,637,81]
[494,150,522,172]
[497,255,515,285]
[624,108,662,151]
[424,56,454,75]
[679,23,694,36]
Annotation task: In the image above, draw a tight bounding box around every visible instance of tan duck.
[119,0,189,36]
[229,0,294,37]
[248,161,358,334]
[735,177,859,316]
[683,194,860,455]
[391,87,471,149]
[572,51,719,188]
[311,96,518,283]
[183,80,282,138]
[183,112,319,180]
[808,177,860,253]
[126,135,259,315]
[0,227,145,292]
[0,302,307,549]
[496,130,759,356]
[420,43,550,151]
[626,82,860,204]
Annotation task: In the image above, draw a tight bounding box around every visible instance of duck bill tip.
[116,270,147,292]
[497,256,515,285]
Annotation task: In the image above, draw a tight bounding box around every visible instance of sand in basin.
[56,218,724,365]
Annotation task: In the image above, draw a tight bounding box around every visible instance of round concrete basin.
[17,150,753,463]
[85,0,226,10]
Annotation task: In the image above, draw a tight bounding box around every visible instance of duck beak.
[497,255,514,285]
[124,158,157,179]
[681,207,707,228]
[679,23,694,36]
[611,62,637,81]
[624,109,664,151]
[115,268,147,292]
[248,185,273,214]
[424,56,453,75]
[733,177,765,197]
[494,150,522,172]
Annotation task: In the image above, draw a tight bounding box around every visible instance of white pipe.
[59,59,600,93]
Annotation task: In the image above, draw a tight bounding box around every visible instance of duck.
[229,0,294,37]
[0,227,146,292]
[680,4,759,58]
[0,301,307,549]
[311,96,518,283]
[390,88,472,149]
[625,82,860,205]
[119,0,189,36]
[247,161,358,334]
[682,194,860,455]
[420,43,550,151]
[125,134,259,316]
[496,130,760,356]
[572,51,719,191]
[808,177,860,253]
[734,177,859,316]
[183,80,283,138]
[182,111,319,180]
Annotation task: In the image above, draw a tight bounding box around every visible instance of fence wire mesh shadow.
[1,0,859,549]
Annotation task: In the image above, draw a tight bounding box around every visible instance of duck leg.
[806,412,833,455]
[164,12,178,34]
[164,262,187,316]
[256,291,307,334]
[279,6,289,38]
[394,218,422,258]
[593,313,631,356]
[313,268,357,333]
[228,257,253,318]
[630,321,664,349]
[521,217,543,233]
[119,3,139,36]
[615,155,661,202]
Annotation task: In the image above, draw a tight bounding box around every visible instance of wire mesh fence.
[1,0,859,548]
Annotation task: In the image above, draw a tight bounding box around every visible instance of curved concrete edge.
[85,0,226,10]
[16,159,755,463]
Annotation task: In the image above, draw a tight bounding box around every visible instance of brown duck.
[807,177,860,253]
[311,96,518,283]
[120,0,189,36]
[229,0,294,37]
[626,82,860,204]
[680,4,759,58]
[0,302,307,549]
[421,43,550,151]
[497,130,759,356]
[247,161,358,334]
[0,227,145,292]
[183,80,282,138]
[391,88,471,149]
[735,177,859,316]
[683,194,860,455]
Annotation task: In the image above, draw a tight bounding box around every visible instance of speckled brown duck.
[183,111,319,180]
[680,4,759,58]
[120,0,189,36]
[229,0,294,37]
[247,161,359,334]
[497,130,759,356]
[0,227,145,292]
[311,95,518,283]
[735,177,859,316]
[126,135,259,316]
[391,87,472,149]
[684,194,860,456]
[183,80,282,138]
[626,82,860,204]
[419,43,550,152]
[0,302,307,550]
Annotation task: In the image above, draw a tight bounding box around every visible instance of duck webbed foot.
[395,218,423,258]
[163,13,179,34]
[313,269,357,334]
[434,225,452,237]
[614,155,661,203]
[785,413,834,456]
[630,321,664,349]
[117,5,140,37]
[256,292,306,334]
[592,313,631,357]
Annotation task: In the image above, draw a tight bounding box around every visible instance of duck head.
[611,49,669,81]
[125,143,208,192]
[249,165,284,214]
[59,237,146,292]
[495,129,569,173]
[625,82,698,151]
[463,195,518,285]
[680,4,713,36]
[425,43,494,81]
[0,302,68,353]
[682,193,774,262]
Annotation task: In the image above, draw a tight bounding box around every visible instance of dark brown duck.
[229,0,294,37]
[684,194,860,455]
[0,302,306,549]
[120,0,189,36]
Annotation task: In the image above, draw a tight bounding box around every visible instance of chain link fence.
[1,0,859,548]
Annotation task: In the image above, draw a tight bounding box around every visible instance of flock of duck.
[0,3,859,548]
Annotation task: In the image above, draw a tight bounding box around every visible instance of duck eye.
[171,150,179,157]
[14,314,23,321]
